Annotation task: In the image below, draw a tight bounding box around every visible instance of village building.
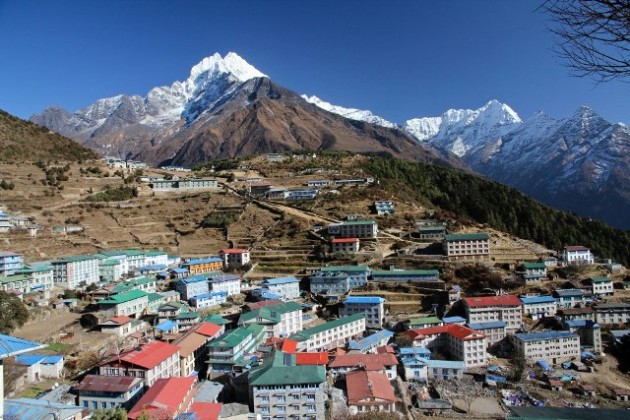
[249,351,327,420]
[157,302,188,321]
[260,276,300,300]
[310,265,370,295]
[208,273,241,296]
[407,316,443,330]
[98,290,149,318]
[347,330,395,354]
[592,302,630,325]
[15,354,64,382]
[150,178,218,192]
[463,295,523,333]
[111,276,157,295]
[345,369,397,414]
[174,322,223,377]
[306,180,333,188]
[99,316,145,337]
[330,238,360,253]
[176,311,201,331]
[238,301,303,339]
[553,289,587,308]
[466,321,506,346]
[99,341,181,387]
[0,252,23,276]
[182,257,223,275]
[327,221,378,239]
[561,246,595,266]
[329,353,399,381]
[73,375,144,411]
[405,324,487,367]
[557,306,594,322]
[0,266,54,294]
[248,183,273,196]
[128,377,196,420]
[374,200,395,215]
[98,259,123,282]
[4,398,89,420]
[177,275,210,300]
[52,255,101,288]
[219,248,250,268]
[444,233,490,261]
[564,320,602,353]
[286,188,318,200]
[400,355,465,382]
[416,225,447,241]
[371,269,440,283]
[512,331,580,365]
[520,296,558,320]
[206,323,265,375]
[290,314,366,351]
[190,291,228,309]
[517,262,548,284]
[586,276,614,296]
[339,296,385,329]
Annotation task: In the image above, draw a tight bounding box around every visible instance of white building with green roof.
[99,290,149,317]
[517,262,548,284]
[249,351,326,420]
[238,301,303,339]
[0,265,54,294]
[112,277,157,295]
[310,266,371,295]
[99,259,124,283]
[51,255,101,288]
[290,314,366,351]
[444,233,490,261]
[207,323,265,376]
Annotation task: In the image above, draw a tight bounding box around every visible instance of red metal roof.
[195,322,222,338]
[220,248,248,254]
[128,377,196,419]
[188,402,222,420]
[295,352,329,365]
[464,295,522,308]
[345,370,397,405]
[407,324,486,342]
[331,238,360,243]
[281,339,298,353]
[108,316,133,325]
[117,341,180,370]
[328,353,398,370]
[376,345,395,354]
[73,374,140,393]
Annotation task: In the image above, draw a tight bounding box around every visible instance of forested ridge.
[364,156,630,266]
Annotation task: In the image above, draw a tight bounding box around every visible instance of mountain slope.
[0,109,98,163]
[30,53,458,169]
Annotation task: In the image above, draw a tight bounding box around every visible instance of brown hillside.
[0,109,99,163]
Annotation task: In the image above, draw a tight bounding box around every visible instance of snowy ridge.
[301,95,397,128]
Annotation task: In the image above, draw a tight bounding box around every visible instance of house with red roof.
[182,402,222,420]
[173,322,223,377]
[463,295,523,333]
[345,369,397,414]
[128,377,196,420]
[328,353,399,380]
[219,248,250,268]
[99,341,180,387]
[331,237,360,253]
[405,324,487,367]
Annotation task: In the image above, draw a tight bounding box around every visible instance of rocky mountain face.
[31,53,458,169]
[309,97,630,229]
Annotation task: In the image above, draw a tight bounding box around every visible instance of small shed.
[549,379,563,392]
[580,383,596,397]
[615,388,630,401]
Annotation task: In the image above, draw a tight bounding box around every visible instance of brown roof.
[174,332,209,358]
[328,353,398,371]
[73,374,141,393]
[244,299,284,312]
[558,307,593,315]
[346,370,397,405]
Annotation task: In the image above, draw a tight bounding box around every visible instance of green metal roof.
[208,323,264,349]
[290,314,365,341]
[249,351,326,386]
[330,221,376,226]
[176,311,200,320]
[445,233,490,241]
[408,316,442,325]
[372,269,439,276]
[522,262,546,270]
[239,301,302,325]
[112,277,155,294]
[147,293,164,303]
[100,259,120,267]
[591,277,612,283]
[203,314,228,326]
[144,251,167,256]
[99,289,147,304]
[0,274,30,284]
[53,255,100,263]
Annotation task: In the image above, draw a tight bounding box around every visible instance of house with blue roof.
[520,295,558,320]
[182,257,223,275]
[310,266,370,295]
[347,329,394,353]
[467,321,507,346]
[512,330,580,365]
[553,289,587,308]
[260,276,300,300]
[190,291,228,309]
[15,353,64,381]
[442,316,467,325]
[155,319,179,335]
[339,296,385,328]
[4,398,89,420]
[170,267,190,278]
[564,320,602,353]
[177,275,210,300]
[400,355,465,382]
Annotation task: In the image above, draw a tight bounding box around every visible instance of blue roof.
[139,264,168,271]
[344,296,385,304]
[399,347,431,356]
[191,291,228,301]
[0,334,45,358]
[261,292,282,300]
[347,329,394,350]
[179,275,208,285]
[262,276,299,285]
[425,359,466,369]
[183,257,222,265]
[554,289,585,297]
[15,354,46,366]
[155,320,178,331]
[41,355,64,364]
[610,329,630,339]
[5,399,84,419]
[171,267,189,274]
[442,316,466,324]
[515,331,577,342]
[520,296,556,304]
[467,321,507,330]
[208,274,240,283]
[565,320,600,329]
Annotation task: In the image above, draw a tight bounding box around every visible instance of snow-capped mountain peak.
[188,52,267,84]
[301,94,397,128]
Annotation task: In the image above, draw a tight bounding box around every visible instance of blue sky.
[0,0,628,124]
